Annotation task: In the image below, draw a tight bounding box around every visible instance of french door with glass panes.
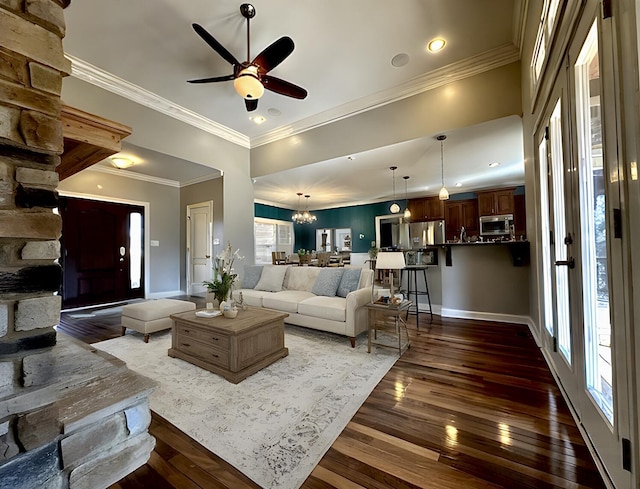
[537,3,630,487]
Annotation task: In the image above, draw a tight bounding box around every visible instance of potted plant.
[203,242,243,306]
[368,241,378,260]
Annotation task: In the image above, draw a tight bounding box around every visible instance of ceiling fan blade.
[192,23,240,67]
[262,75,307,99]
[245,99,258,112]
[252,37,294,74]
[187,74,235,84]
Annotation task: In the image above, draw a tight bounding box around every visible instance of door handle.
[555,258,575,269]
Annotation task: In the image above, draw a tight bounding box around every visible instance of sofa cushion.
[336,268,362,298]
[254,265,288,292]
[242,265,263,289]
[263,290,315,313]
[233,289,270,307]
[311,268,344,297]
[298,296,347,322]
[121,299,195,321]
[285,266,321,292]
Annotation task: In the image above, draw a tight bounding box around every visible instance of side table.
[364,301,412,355]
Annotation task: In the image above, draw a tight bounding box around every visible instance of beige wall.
[251,62,523,177]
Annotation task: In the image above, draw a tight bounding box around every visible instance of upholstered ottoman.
[121,299,196,342]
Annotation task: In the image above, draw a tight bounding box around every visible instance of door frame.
[59,190,150,302]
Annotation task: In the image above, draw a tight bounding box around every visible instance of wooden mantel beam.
[58,104,132,181]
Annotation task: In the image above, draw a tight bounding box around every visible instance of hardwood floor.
[57,303,605,489]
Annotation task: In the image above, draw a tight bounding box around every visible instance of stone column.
[0,0,69,403]
[0,3,156,488]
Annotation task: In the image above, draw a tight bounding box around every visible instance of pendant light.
[292,192,304,223]
[403,176,411,220]
[437,135,449,200]
[389,166,400,213]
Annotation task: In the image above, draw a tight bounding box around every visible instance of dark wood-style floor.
[57,301,606,489]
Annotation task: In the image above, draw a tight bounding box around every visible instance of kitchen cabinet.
[477,188,514,216]
[407,196,444,221]
[444,199,478,241]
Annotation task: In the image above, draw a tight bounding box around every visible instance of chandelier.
[292,193,317,224]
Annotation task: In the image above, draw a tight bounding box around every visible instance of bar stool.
[400,266,433,327]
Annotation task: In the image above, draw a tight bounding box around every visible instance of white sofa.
[233,265,373,347]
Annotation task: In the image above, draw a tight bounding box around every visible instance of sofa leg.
[143,334,150,343]
[121,326,126,336]
[349,337,355,348]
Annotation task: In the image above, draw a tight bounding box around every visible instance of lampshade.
[439,186,450,200]
[233,66,264,99]
[375,251,406,270]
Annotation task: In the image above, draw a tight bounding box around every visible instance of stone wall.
[0,1,155,487]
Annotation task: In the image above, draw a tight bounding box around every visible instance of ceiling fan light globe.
[234,67,264,99]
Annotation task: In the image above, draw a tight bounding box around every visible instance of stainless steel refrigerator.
[409,220,446,248]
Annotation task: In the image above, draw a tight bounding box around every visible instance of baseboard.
[147,290,185,299]
[440,308,531,325]
[538,349,615,489]
[415,303,442,316]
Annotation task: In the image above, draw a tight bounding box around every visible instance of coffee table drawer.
[176,323,230,349]
[176,336,229,368]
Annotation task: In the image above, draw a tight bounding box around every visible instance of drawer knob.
[212,353,218,358]
[183,343,191,347]
[211,337,219,341]
[184,329,190,333]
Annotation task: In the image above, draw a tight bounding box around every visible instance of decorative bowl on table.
[223,308,238,319]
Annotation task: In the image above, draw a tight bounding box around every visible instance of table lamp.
[375,251,406,300]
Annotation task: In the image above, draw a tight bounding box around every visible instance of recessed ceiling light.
[455,182,462,187]
[252,116,266,125]
[427,38,446,52]
[489,162,500,168]
[391,53,410,67]
[267,108,281,116]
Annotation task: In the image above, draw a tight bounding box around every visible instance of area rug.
[92,325,398,488]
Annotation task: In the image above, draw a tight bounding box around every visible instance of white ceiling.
[63,0,525,210]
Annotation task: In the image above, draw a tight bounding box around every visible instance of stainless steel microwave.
[479,214,513,236]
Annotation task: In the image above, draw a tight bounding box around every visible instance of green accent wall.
[254,185,525,253]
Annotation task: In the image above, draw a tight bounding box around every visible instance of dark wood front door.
[59,197,144,308]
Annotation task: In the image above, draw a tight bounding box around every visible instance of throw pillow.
[242,265,263,289]
[254,265,288,292]
[311,268,344,297]
[336,268,361,298]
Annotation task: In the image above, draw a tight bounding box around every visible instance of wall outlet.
[213,238,220,245]
[150,240,160,247]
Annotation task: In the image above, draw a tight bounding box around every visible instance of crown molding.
[180,171,223,188]
[68,43,520,151]
[87,165,181,187]
[66,54,251,149]
[513,0,529,58]
[251,43,521,147]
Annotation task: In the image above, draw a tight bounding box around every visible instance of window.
[254,218,293,264]
[531,0,563,91]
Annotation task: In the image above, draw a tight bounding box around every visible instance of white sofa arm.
[345,286,373,340]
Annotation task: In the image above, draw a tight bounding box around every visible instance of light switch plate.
[213,238,220,245]
[150,240,159,247]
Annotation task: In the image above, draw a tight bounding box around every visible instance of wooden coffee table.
[169,307,289,384]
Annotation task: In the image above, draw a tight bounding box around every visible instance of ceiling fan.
[188,3,308,112]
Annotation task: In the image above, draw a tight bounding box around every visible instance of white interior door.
[187,201,213,297]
